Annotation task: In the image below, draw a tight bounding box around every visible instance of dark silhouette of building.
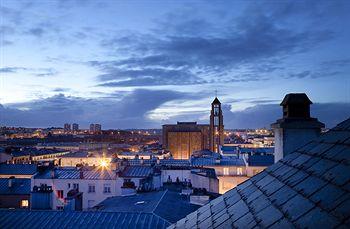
[209,97,224,153]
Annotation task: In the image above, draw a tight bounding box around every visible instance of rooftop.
[11,148,66,157]
[191,157,245,166]
[0,164,37,175]
[247,154,274,166]
[0,210,170,229]
[97,189,200,223]
[280,93,312,105]
[0,178,31,195]
[120,166,153,178]
[170,118,350,228]
[35,167,116,180]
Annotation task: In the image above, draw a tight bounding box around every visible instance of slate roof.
[113,158,191,166]
[120,166,153,178]
[0,210,170,229]
[0,178,31,195]
[170,118,350,228]
[191,157,245,166]
[35,168,116,180]
[12,148,66,157]
[0,164,37,175]
[280,93,312,105]
[238,147,274,155]
[247,155,274,166]
[60,151,89,158]
[97,190,200,223]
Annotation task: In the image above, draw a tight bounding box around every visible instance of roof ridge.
[153,189,168,213]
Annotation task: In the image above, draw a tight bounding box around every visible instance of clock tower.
[209,97,224,153]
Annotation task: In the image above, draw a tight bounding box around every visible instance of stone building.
[162,122,210,159]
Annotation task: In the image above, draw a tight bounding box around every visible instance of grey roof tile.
[227,200,249,222]
[305,158,338,177]
[248,194,271,213]
[323,163,350,186]
[268,218,295,229]
[270,186,298,207]
[260,178,284,196]
[280,195,314,221]
[309,183,347,211]
[254,174,275,189]
[331,195,350,219]
[293,175,327,197]
[233,212,256,228]
[285,169,309,187]
[295,207,340,229]
[254,205,283,228]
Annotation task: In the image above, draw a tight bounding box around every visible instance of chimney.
[50,170,56,179]
[271,93,324,162]
[8,176,15,188]
[79,170,84,179]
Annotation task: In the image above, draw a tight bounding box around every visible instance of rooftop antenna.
[215,89,217,98]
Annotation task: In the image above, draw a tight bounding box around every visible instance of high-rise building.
[162,122,210,159]
[90,124,95,132]
[90,123,102,133]
[95,124,101,132]
[64,123,71,132]
[72,123,79,131]
[209,97,224,153]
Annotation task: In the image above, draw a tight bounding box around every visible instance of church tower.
[209,97,224,153]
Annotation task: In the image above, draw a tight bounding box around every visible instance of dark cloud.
[0,90,190,128]
[93,1,336,88]
[223,103,350,129]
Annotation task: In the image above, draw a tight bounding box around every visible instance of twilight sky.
[0,0,349,129]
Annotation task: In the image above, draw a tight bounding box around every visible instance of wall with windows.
[33,178,121,210]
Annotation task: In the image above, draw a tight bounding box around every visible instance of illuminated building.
[162,122,210,159]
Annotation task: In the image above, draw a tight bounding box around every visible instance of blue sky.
[0,0,349,129]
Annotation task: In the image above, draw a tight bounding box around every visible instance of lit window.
[21,200,29,208]
[88,184,96,193]
[103,184,111,193]
[237,167,243,175]
[223,167,229,176]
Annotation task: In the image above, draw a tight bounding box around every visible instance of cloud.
[0,67,28,73]
[92,2,336,88]
[222,103,350,129]
[0,89,190,128]
[0,67,57,77]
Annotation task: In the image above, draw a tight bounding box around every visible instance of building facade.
[162,122,210,159]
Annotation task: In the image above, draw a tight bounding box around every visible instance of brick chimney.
[271,93,325,162]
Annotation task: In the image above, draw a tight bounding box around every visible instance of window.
[88,200,95,208]
[56,206,64,210]
[67,183,71,189]
[103,184,111,193]
[88,184,95,193]
[56,190,64,199]
[21,200,29,208]
[73,183,79,191]
[214,116,219,126]
[223,167,229,176]
[237,167,243,175]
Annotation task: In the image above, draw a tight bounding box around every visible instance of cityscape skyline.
[1,0,350,129]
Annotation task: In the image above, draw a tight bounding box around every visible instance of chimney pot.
[272,93,324,162]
